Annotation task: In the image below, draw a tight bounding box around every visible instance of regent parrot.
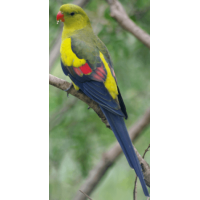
[56,4,149,197]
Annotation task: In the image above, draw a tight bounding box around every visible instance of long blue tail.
[100,106,149,197]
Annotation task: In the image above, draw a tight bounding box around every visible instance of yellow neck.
[61,25,76,41]
[61,24,92,41]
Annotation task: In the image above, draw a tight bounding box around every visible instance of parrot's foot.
[64,82,73,97]
[88,106,90,109]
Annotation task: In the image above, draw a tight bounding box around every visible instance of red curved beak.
[56,11,65,22]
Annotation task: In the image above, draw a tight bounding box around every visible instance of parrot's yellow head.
[57,4,91,31]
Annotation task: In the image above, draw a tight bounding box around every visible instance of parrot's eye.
[70,12,75,16]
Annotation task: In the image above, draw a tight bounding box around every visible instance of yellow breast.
[60,38,86,67]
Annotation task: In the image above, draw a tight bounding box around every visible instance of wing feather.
[60,36,128,118]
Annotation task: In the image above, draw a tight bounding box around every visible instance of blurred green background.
[49,0,150,199]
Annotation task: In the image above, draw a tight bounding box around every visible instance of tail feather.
[100,106,149,197]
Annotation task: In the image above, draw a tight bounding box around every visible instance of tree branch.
[49,74,110,128]
[79,190,93,200]
[106,0,150,48]
[49,74,150,200]
[133,175,138,200]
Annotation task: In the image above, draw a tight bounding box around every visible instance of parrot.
[56,4,149,197]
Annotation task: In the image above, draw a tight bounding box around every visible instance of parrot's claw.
[88,106,90,109]
[64,83,73,97]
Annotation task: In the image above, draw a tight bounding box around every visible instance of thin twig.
[142,144,150,159]
[79,190,93,200]
[133,144,150,200]
[133,176,138,200]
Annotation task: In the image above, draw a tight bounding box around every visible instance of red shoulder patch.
[79,63,92,74]
[73,63,107,82]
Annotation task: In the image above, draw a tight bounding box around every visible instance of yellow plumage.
[72,81,79,90]
[60,39,118,99]
[59,4,119,100]
[99,52,118,99]
[60,38,86,67]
